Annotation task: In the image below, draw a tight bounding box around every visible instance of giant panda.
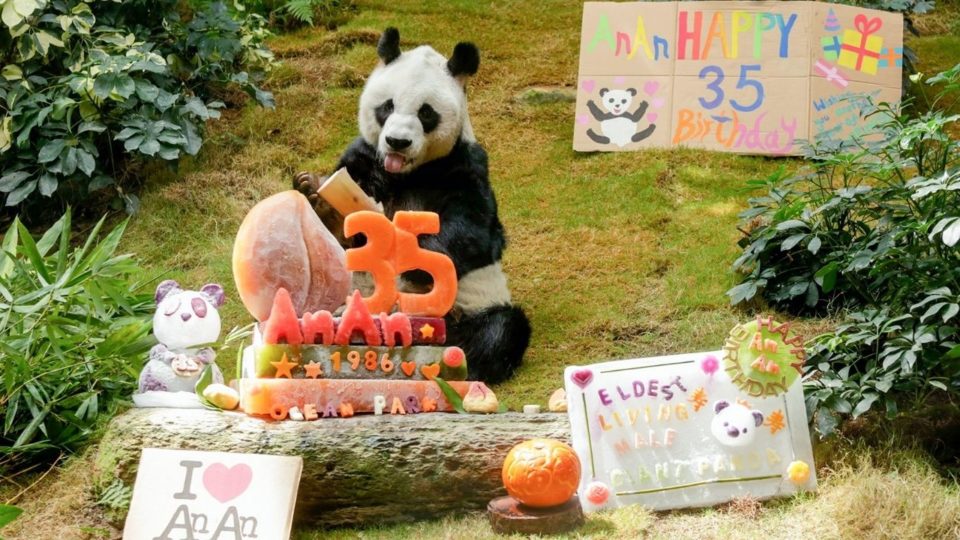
[295,27,531,384]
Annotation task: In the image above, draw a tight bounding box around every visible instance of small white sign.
[123,448,302,540]
[565,339,816,511]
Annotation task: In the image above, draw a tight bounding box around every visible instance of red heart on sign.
[203,463,253,503]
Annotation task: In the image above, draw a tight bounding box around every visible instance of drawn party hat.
[824,8,841,32]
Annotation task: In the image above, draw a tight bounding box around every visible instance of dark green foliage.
[0,1,275,213]
[730,65,960,436]
[0,211,154,463]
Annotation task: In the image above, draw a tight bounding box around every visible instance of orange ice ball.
[501,438,581,508]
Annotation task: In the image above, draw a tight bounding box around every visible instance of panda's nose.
[386,137,412,150]
[181,312,192,322]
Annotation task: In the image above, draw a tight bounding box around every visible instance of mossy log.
[96,408,571,527]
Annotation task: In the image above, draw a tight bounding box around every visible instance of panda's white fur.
[359,46,475,174]
[301,28,532,383]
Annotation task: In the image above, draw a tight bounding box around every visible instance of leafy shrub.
[0,211,154,463]
[0,1,275,214]
[729,65,960,436]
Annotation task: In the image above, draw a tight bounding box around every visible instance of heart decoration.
[613,75,626,85]
[400,361,416,377]
[421,363,440,380]
[203,463,253,504]
[570,368,594,389]
[576,114,590,126]
[581,79,596,94]
[646,113,658,123]
[651,97,665,109]
[643,80,660,96]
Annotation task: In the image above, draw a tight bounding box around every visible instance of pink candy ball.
[701,354,720,375]
[584,481,611,506]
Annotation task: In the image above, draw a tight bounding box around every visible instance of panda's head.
[359,27,479,175]
[599,88,637,116]
[710,400,764,448]
[152,280,224,350]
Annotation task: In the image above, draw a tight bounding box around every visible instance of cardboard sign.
[574,1,902,155]
[123,448,302,540]
[563,319,816,511]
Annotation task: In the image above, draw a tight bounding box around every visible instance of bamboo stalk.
[318,167,380,216]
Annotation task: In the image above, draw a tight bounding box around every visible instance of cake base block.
[487,496,584,535]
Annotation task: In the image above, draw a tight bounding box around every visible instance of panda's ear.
[599,88,609,97]
[200,284,225,308]
[155,279,180,304]
[627,88,637,96]
[713,400,730,414]
[752,410,764,427]
[377,27,401,65]
[447,42,480,78]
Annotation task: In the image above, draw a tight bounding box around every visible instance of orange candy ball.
[501,439,581,508]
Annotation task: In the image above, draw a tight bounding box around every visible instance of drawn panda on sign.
[586,88,656,147]
[295,28,531,383]
[710,400,764,448]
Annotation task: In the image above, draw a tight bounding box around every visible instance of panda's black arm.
[400,198,502,285]
[335,137,389,202]
[626,100,650,122]
[587,100,613,121]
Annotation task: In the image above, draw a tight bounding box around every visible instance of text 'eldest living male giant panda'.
[295,28,531,384]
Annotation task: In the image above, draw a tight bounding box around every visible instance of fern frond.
[284,0,316,25]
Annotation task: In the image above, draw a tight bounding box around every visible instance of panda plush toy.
[295,28,531,384]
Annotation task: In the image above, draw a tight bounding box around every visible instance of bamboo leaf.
[433,377,466,414]
[0,504,24,528]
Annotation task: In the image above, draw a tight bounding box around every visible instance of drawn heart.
[203,463,252,504]
[570,368,593,389]
[646,113,658,123]
[613,75,626,85]
[651,97,665,109]
[400,361,416,377]
[421,363,440,380]
[580,79,595,94]
[576,114,589,126]
[643,81,660,96]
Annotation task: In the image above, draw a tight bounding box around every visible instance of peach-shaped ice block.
[233,191,351,321]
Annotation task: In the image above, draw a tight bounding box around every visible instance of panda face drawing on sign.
[710,400,765,448]
[586,87,656,147]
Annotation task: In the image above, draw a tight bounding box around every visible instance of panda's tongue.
[384,153,406,173]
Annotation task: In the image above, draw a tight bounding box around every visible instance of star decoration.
[419,323,435,339]
[303,361,323,379]
[270,353,298,379]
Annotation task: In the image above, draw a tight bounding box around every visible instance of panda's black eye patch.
[418,103,440,133]
[375,99,394,126]
[621,99,627,104]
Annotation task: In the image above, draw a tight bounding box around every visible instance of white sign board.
[564,320,816,511]
[123,448,302,540]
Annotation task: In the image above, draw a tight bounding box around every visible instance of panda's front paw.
[293,171,324,206]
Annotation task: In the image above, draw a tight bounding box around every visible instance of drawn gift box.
[821,35,841,61]
[838,14,884,75]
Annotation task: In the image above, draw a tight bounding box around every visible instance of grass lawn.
[4,1,960,538]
